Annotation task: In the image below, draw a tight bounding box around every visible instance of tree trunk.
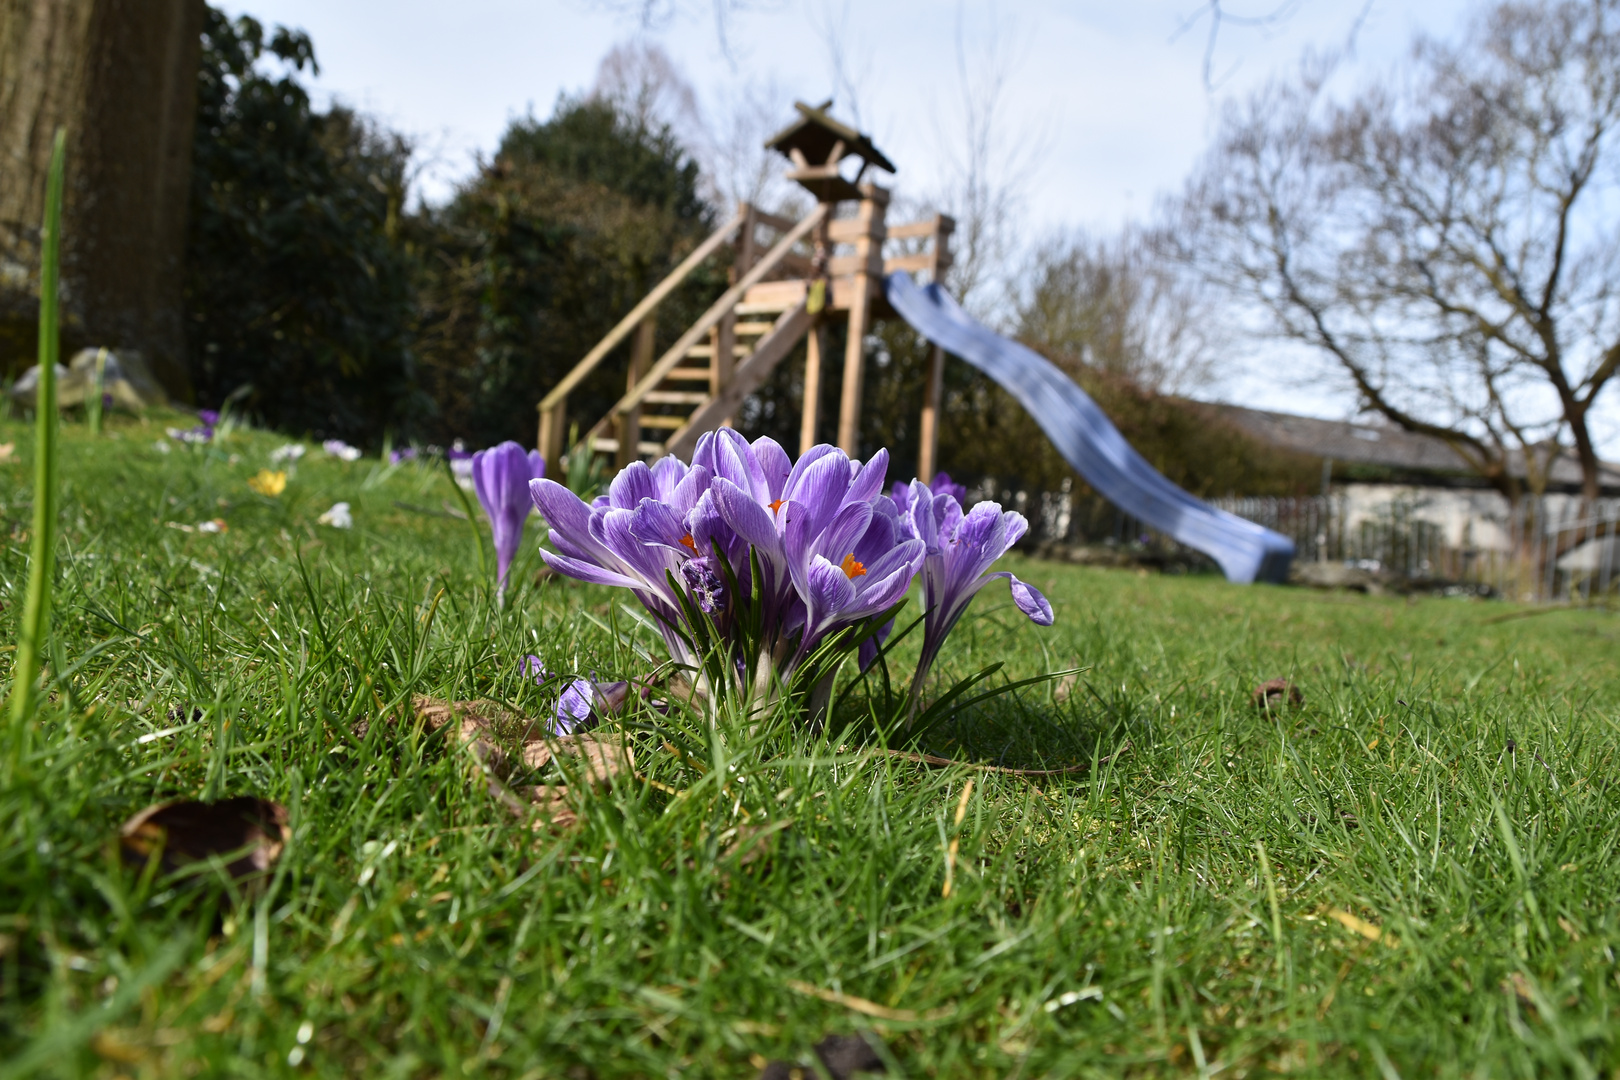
[0,0,204,396]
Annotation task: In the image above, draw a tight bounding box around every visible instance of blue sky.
[223,1,1474,231]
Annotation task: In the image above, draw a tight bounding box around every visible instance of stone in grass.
[119,797,288,884]
[1251,678,1304,711]
[758,1033,886,1079]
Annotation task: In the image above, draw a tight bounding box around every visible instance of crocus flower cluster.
[166,409,217,445]
[317,501,353,529]
[471,441,546,599]
[449,444,475,489]
[270,443,306,469]
[323,439,362,462]
[529,430,1053,716]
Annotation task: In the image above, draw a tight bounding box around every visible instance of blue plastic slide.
[885,272,1295,584]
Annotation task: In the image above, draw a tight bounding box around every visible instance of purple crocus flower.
[532,453,720,669]
[389,447,417,465]
[524,654,628,733]
[891,471,967,516]
[197,409,220,428]
[902,480,1053,710]
[472,441,546,600]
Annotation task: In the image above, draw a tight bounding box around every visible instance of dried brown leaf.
[758,1032,887,1078]
[720,820,792,867]
[1052,671,1078,704]
[119,796,287,882]
[525,733,635,785]
[1252,678,1304,710]
[521,785,580,830]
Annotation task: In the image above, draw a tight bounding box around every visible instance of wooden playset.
[535,100,955,480]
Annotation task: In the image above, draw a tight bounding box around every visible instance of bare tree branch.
[1177,0,1620,502]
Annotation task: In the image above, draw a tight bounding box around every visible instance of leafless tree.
[1178,0,1620,502]
[581,0,779,64]
[925,8,1047,315]
[808,0,877,130]
[1017,228,1224,396]
[591,40,704,134]
[588,39,800,215]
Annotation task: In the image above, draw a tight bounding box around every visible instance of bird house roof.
[765,100,897,174]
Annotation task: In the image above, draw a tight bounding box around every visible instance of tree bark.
[0,0,204,396]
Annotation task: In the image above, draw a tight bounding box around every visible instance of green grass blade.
[7,127,67,733]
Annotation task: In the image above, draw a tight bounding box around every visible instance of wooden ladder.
[539,202,828,468]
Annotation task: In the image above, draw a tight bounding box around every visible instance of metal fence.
[1023,484,1620,603]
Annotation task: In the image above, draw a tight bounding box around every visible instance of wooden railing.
[582,203,830,453]
[536,204,750,464]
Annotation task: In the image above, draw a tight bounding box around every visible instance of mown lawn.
[3,412,1619,1078]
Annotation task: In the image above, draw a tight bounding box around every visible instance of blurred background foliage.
[183,5,1310,502]
[186,9,420,442]
[410,98,723,447]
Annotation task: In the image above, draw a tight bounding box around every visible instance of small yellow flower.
[248,469,287,497]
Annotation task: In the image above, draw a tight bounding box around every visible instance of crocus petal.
[540,549,645,589]
[666,463,711,518]
[785,450,852,541]
[753,436,791,501]
[806,554,857,625]
[556,680,594,728]
[609,461,656,510]
[814,501,874,567]
[713,477,782,553]
[630,498,689,551]
[1005,574,1054,625]
[531,479,610,562]
[524,655,549,685]
[649,454,685,499]
[845,447,889,507]
[709,428,767,501]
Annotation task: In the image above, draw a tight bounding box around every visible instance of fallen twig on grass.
[785,980,953,1022]
[876,740,1130,778]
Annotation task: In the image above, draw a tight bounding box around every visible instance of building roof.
[1207,402,1620,492]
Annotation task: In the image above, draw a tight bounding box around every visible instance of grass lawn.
[3,411,1619,1078]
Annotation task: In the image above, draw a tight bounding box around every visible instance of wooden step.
[735,300,790,316]
[734,321,776,335]
[644,391,709,405]
[685,344,752,359]
[590,438,666,457]
[637,414,688,430]
[664,367,713,381]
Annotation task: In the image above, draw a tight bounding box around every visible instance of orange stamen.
[769,498,786,513]
[680,533,698,552]
[840,553,867,579]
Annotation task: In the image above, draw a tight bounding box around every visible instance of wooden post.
[704,202,754,431]
[539,400,565,466]
[837,184,888,455]
[617,315,656,468]
[915,213,955,481]
[917,343,944,482]
[801,322,827,455]
[712,314,736,426]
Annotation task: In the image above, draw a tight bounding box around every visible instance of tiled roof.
[1205,403,1620,491]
